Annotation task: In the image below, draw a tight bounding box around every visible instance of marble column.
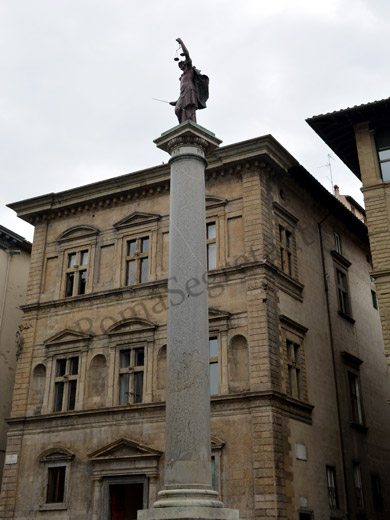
[138,121,239,520]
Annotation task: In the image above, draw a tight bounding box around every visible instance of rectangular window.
[125,237,149,285]
[65,249,89,297]
[376,129,390,182]
[46,466,66,503]
[336,268,351,316]
[286,340,301,399]
[278,225,294,277]
[371,474,383,511]
[348,372,364,425]
[326,466,338,509]
[371,290,378,309]
[53,357,79,412]
[209,336,218,395]
[206,222,217,270]
[119,347,145,404]
[211,456,216,488]
[353,462,364,508]
[334,232,342,255]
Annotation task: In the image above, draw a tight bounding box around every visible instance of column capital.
[154,121,222,156]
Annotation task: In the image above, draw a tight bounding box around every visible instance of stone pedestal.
[138,122,238,520]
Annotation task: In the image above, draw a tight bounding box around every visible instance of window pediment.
[209,308,230,320]
[58,225,100,243]
[206,196,227,209]
[341,351,363,369]
[279,315,308,335]
[88,438,162,461]
[44,329,92,346]
[211,435,225,450]
[273,202,299,225]
[39,447,75,462]
[106,318,157,336]
[114,212,161,230]
[209,308,230,333]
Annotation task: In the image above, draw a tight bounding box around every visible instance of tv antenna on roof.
[317,154,335,193]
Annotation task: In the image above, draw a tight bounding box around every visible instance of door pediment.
[88,438,162,461]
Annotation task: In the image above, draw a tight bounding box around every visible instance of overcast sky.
[1,0,389,242]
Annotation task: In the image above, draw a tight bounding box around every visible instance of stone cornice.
[19,260,280,315]
[7,135,297,224]
[6,390,313,428]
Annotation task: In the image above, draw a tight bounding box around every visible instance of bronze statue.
[170,38,209,124]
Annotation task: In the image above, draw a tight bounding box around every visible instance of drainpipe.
[318,217,350,519]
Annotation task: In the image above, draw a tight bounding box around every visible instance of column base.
[154,489,224,508]
[138,489,239,520]
[138,506,239,520]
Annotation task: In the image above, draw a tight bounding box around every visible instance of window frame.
[348,371,365,426]
[52,355,80,413]
[280,315,308,403]
[371,473,383,512]
[56,225,99,300]
[64,248,89,297]
[113,211,161,288]
[371,289,378,310]
[41,462,70,510]
[206,221,217,271]
[273,202,299,280]
[326,465,339,510]
[331,250,354,321]
[39,448,74,512]
[125,235,150,286]
[341,352,366,429]
[118,345,145,405]
[353,461,364,509]
[335,267,352,317]
[375,129,390,182]
[106,318,156,408]
[334,232,342,255]
[209,336,219,396]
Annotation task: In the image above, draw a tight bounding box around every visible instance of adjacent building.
[307,97,390,379]
[1,134,390,519]
[0,226,31,489]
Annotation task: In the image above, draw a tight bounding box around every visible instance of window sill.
[39,503,67,511]
[338,311,355,324]
[350,422,368,433]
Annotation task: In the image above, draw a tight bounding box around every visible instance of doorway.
[110,483,144,520]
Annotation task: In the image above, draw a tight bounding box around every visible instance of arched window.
[228,335,249,393]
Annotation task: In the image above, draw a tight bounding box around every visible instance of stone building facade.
[1,134,390,519]
[307,98,390,382]
[0,226,31,489]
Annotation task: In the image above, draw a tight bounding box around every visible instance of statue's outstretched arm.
[176,38,190,60]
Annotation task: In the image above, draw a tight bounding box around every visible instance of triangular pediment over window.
[106,318,157,336]
[211,436,225,450]
[88,438,162,461]
[209,308,230,321]
[44,329,92,346]
[114,212,161,230]
[58,225,100,243]
[206,196,227,209]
